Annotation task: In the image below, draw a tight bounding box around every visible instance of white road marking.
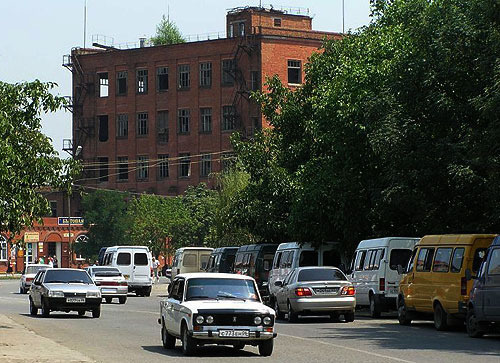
[279,333,416,363]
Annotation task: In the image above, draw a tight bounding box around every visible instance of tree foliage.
[150,15,186,46]
[0,80,81,236]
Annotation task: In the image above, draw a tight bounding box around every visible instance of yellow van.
[397,234,495,330]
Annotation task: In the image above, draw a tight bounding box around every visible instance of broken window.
[98,73,109,97]
[98,115,108,142]
[136,69,148,93]
[157,67,168,91]
[157,111,169,143]
[116,71,127,95]
[179,153,191,178]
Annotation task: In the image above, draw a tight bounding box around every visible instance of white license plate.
[388,287,398,295]
[102,288,116,293]
[314,288,339,295]
[66,297,85,303]
[218,329,249,338]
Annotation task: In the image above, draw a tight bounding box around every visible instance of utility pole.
[83,0,87,48]
[342,0,345,34]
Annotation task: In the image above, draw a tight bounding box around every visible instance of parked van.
[170,247,213,280]
[398,234,495,330]
[349,237,420,317]
[466,235,500,337]
[233,244,279,300]
[268,242,343,305]
[205,247,238,273]
[102,246,153,296]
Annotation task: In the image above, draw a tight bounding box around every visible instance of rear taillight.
[26,278,33,282]
[461,277,467,296]
[341,286,356,296]
[379,278,385,292]
[120,281,128,286]
[295,287,312,297]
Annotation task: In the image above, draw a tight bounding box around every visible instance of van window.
[364,250,374,270]
[407,248,418,272]
[416,248,434,272]
[234,253,244,270]
[450,248,465,272]
[172,254,179,268]
[487,248,500,275]
[183,254,197,267]
[323,250,341,267]
[280,251,291,268]
[273,252,282,269]
[373,249,384,270]
[299,251,318,267]
[472,248,487,273]
[432,248,452,272]
[117,252,131,266]
[390,249,413,271]
[285,250,294,267]
[200,255,210,269]
[206,255,215,270]
[355,251,366,271]
[350,252,357,272]
[134,253,148,266]
[171,279,185,301]
[263,254,274,271]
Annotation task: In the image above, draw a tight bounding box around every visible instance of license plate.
[102,288,116,293]
[218,329,249,338]
[314,288,339,295]
[66,297,85,303]
[388,287,398,295]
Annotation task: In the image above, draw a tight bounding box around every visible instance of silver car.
[273,267,356,323]
[20,264,50,294]
[86,266,128,304]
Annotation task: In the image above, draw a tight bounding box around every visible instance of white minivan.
[268,242,343,304]
[102,246,153,296]
[170,247,213,280]
[348,237,419,317]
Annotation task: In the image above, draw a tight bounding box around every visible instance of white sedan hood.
[183,300,275,315]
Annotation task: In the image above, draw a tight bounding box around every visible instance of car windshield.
[44,270,93,284]
[92,267,121,277]
[298,268,346,282]
[185,278,259,302]
[26,266,48,275]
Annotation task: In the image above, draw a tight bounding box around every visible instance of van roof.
[357,237,420,249]
[236,244,278,252]
[175,247,214,253]
[213,247,239,253]
[105,246,150,251]
[418,234,497,246]
[176,272,254,280]
[277,242,338,251]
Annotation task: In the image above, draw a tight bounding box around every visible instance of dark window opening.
[451,248,465,273]
[200,154,211,177]
[287,60,302,84]
[117,252,131,265]
[473,248,488,273]
[274,18,282,27]
[432,248,453,272]
[222,105,236,131]
[179,153,190,178]
[49,201,57,217]
[137,156,149,180]
[157,111,169,143]
[157,67,168,91]
[158,154,169,179]
[98,115,108,142]
[134,253,148,266]
[98,157,108,182]
[178,64,190,89]
[222,59,235,86]
[117,157,128,181]
[116,71,127,95]
[390,249,412,270]
[299,251,318,267]
[178,109,190,134]
[137,112,148,136]
[117,114,128,138]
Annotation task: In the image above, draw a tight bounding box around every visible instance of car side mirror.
[397,265,404,275]
[465,268,476,281]
[34,281,41,286]
[274,280,283,287]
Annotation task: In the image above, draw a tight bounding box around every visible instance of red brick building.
[63,6,340,195]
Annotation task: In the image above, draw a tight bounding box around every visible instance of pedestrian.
[53,255,58,268]
[39,256,45,264]
[6,258,13,276]
[152,257,160,283]
[48,256,54,268]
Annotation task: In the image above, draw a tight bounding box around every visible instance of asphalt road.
[0,279,499,362]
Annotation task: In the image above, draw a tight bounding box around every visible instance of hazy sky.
[0,0,371,157]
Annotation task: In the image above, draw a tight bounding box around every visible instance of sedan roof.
[175,272,255,280]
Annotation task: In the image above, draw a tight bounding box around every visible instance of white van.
[268,242,343,304]
[102,246,153,296]
[349,237,419,317]
[170,247,213,280]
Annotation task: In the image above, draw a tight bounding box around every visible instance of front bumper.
[46,297,101,311]
[98,286,128,297]
[291,296,356,313]
[192,326,275,341]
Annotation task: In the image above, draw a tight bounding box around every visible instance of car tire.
[330,312,340,322]
[344,312,355,323]
[29,297,37,316]
[161,321,176,349]
[233,342,245,350]
[397,298,412,326]
[287,301,299,323]
[433,303,448,331]
[466,309,484,338]
[181,324,197,356]
[78,310,85,317]
[258,339,274,356]
[274,299,285,320]
[105,297,112,304]
[145,287,152,297]
[20,287,25,294]
[118,296,127,304]
[92,306,101,319]
[369,295,381,318]
[41,298,50,318]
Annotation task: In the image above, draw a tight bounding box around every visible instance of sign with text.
[24,232,39,242]
[58,217,84,226]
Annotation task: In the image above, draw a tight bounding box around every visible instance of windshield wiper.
[217,294,246,301]
[187,295,216,300]
[45,280,65,284]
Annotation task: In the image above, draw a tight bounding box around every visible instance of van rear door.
[386,239,416,294]
[484,247,500,318]
[132,251,151,284]
[116,251,133,280]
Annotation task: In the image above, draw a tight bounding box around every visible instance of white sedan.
[158,273,276,356]
[20,264,50,294]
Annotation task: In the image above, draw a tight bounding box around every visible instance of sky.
[0,0,372,157]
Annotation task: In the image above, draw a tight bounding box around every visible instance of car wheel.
[344,312,355,323]
[181,324,197,356]
[105,297,112,304]
[118,296,127,304]
[41,298,50,318]
[233,342,245,350]
[145,287,152,297]
[29,297,38,316]
[397,298,412,326]
[258,339,274,356]
[161,321,176,349]
[20,287,25,294]
[330,312,340,322]
[466,309,484,338]
[274,299,285,320]
[433,303,448,331]
[78,310,85,317]
[287,301,299,323]
[92,306,101,318]
[369,295,381,318]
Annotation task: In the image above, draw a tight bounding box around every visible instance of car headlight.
[254,316,262,325]
[48,290,64,298]
[196,315,205,324]
[206,315,214,324]
[86,290,101,298]
[263,316,272,325]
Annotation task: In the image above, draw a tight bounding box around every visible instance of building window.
[178,109,190,134]
[179,153,191,178]
[137,112,148,136]
[222,105,236,131]
[274,18,282,27]
[137,156,149,180]
[116,71,127,95]
[222,59,235,86]
[199,62,212,87]
[136,69,148,93]
[98,115,108,142]
[250,71,259,91]
[200,107,212,133]
[157,67,168,91]
[0,235,7,261]
[98,157,108,182]
[98,72,109,97]
[178,64,190,89]
[238,22,245,36]
[49,201,57,217]
[158,154,169,179]
[117,114,128,138]
[221,152,235,171]
[229,24,234,38]
[287,60,302,84]
[157,111,169,143]
[200,154,212,177]
[117,157,128,181]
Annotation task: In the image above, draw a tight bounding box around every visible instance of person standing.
[39,256,45,264]
[48,257,53,268]
[152,257,160,283]
[53,255,58,268]
[6,258,13,276]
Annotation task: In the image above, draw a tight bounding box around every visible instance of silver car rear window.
[298,269,345,282]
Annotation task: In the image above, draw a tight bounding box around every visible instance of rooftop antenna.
[83,0,87,48]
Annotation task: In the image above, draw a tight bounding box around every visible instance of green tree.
[0,80,80,236]
[150,15,186,46]
[182,184,217,247]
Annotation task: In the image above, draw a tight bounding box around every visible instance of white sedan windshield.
[185,278,259,302]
